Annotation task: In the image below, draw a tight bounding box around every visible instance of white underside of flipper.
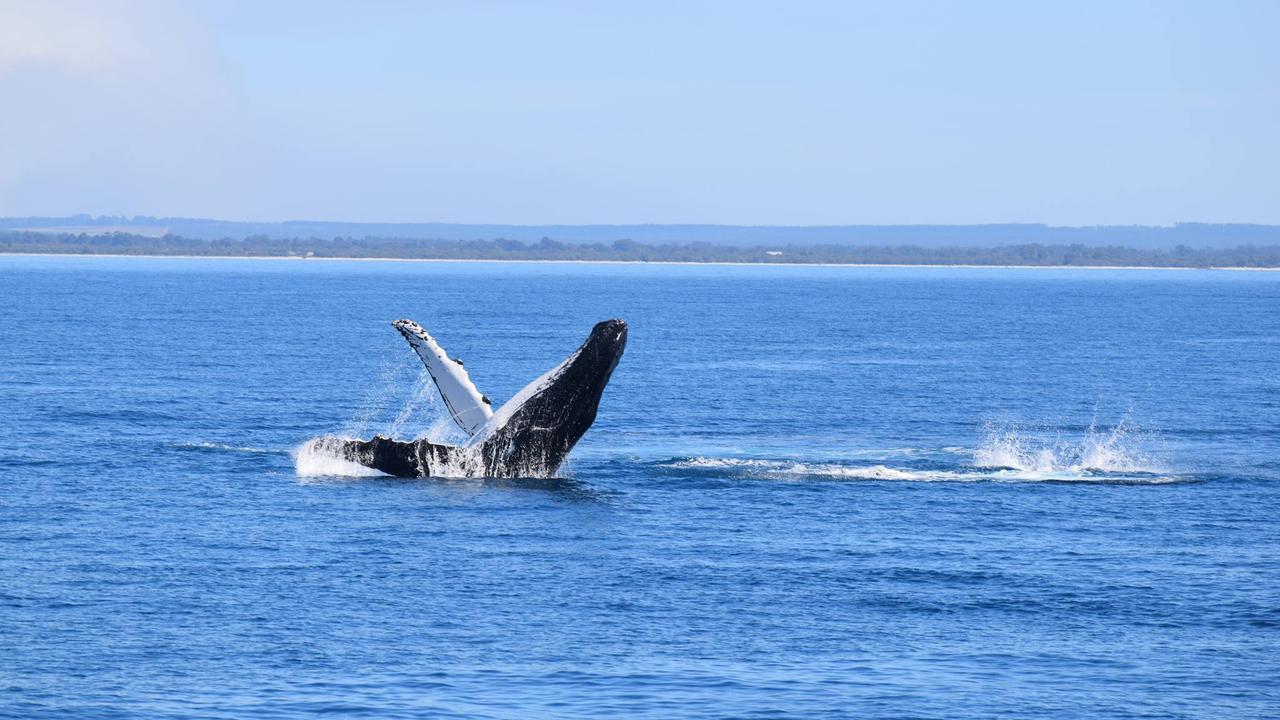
[392,319,494,436]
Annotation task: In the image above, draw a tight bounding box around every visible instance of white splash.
[293,436,386,478]
[384,371,437,439]
[337,359,404,439]
[422,447,487,479]
[973,420,1164,475]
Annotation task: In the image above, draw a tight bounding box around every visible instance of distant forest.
[3,231,1280,268]
[5,216,1280,249]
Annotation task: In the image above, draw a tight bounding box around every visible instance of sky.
[0,0,1277,225]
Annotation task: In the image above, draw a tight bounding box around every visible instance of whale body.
[328,318,627,478]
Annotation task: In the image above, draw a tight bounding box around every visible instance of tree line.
[3,230,1280,268]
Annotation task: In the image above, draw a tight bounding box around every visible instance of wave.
[174,441,277,454]
[658,453,1181,485]
[662,457,932,480]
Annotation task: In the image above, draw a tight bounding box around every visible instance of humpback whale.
[328,318,627,478]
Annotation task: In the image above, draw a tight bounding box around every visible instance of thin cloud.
[0,0,245,216]
[0,1,138,75]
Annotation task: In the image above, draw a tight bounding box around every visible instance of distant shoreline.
[3,251,1278,271]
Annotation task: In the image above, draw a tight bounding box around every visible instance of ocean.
[1,256,1277,718]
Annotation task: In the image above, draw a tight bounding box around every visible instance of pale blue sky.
[1,1,1276,224]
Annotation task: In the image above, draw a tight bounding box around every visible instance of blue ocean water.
[1,256,1278,719]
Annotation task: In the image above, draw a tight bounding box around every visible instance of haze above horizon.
[1,1,1277,225]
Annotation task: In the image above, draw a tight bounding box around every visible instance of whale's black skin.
[335,319,627,478]
[335,434,458,478]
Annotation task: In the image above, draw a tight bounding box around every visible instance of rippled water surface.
[2,257,1278,718]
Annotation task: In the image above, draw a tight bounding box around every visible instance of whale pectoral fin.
[466,319,627,477]
[392,319,495,436]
